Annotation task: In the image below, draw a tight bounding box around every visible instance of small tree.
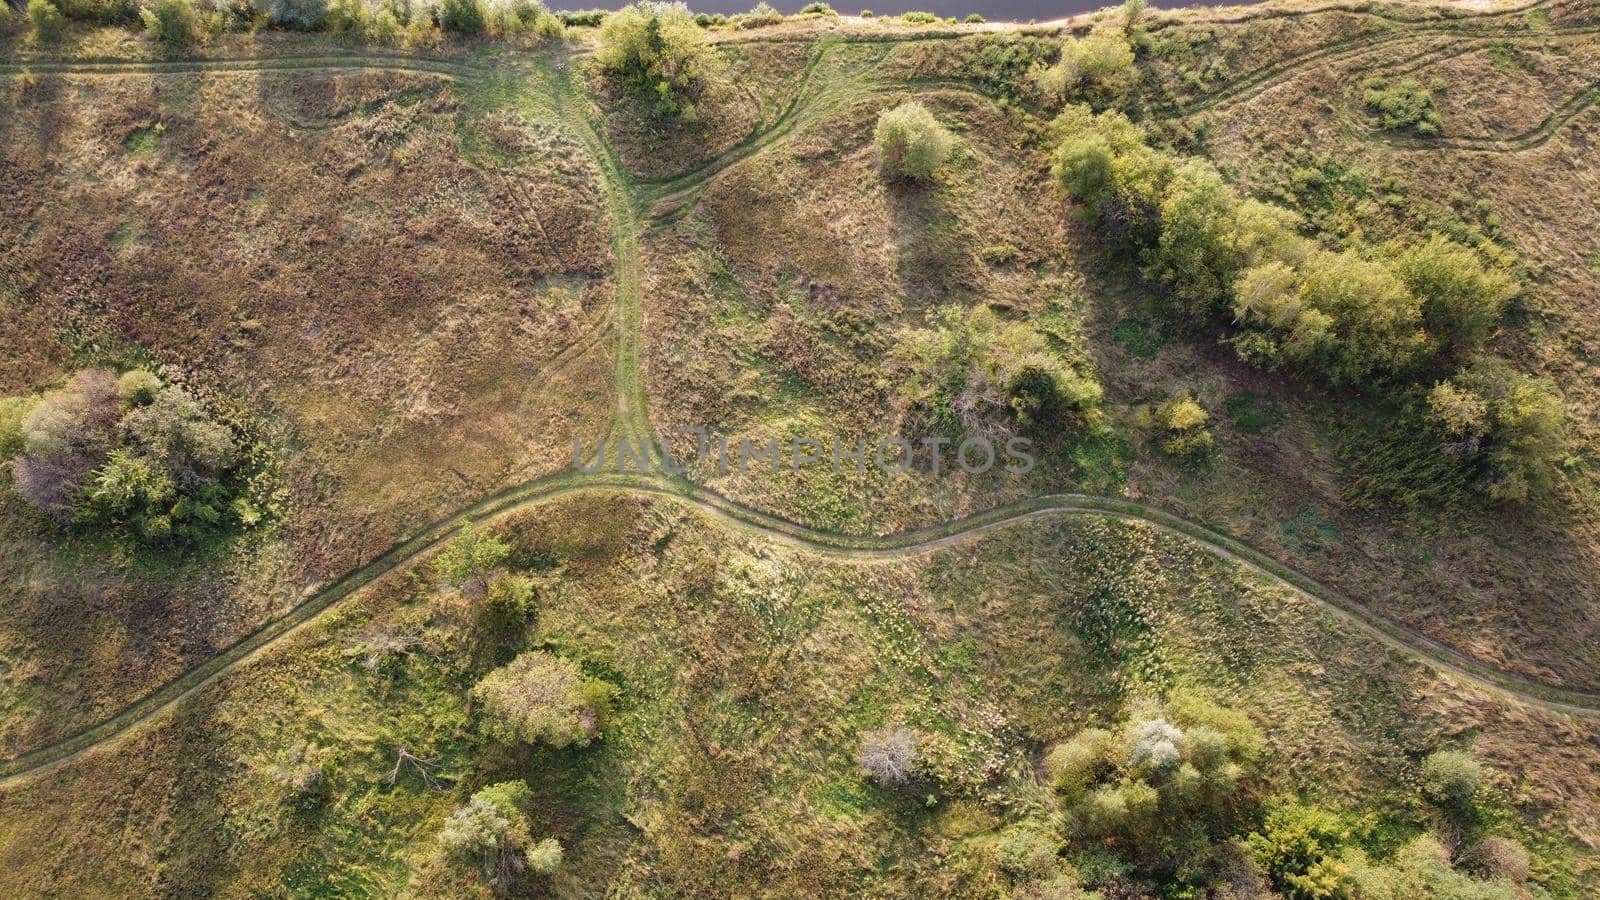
[141,0,202,51]
[1392,235,1515,354]
[437,0,484,35]
[857,724,919,787]
[1153,394,1212,458]
[435,523,512,598]
[875,101,952,182]
[440,781,550,889]
[28,0,66,42]
[473,650,615,748]
[12,370,120,515]
[254,0,326,30]
[116,369,162,408]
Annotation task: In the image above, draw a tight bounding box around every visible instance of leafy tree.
[0,395,38,459]
[253,0,325,30]
[478,572,540,639]
[435,523,512,597]
[1293,248,1427,384]
[141,0,202,50]
[597,2,710,119]
[28,0,67,41]
[875,101,952,182]
[122,384,238,487]
[1427,358,1566,500]
[440,781,557,888]
[1146,159,1243,317]
[473,650,616,748]
[1392,235,1516,354]
[116,369,162,408]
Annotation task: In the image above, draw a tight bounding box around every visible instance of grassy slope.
[1,493,1593,895]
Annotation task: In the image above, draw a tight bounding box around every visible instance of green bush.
[477,572,539,638]
[597,1,711,118]
[255,0,326,30]
[893,305,1102,436]
[436,0,483,34]
[434,523,512,596]
[1392,235,1516,353]
[798,2,836,15]
[875,100,952,181]
[1246,803,1353,899]
[28,0,67,41]
[964,13,984,23]
[141,0,202,50]
[440,780,561,887]
[1420,749,1483,812]
[0,395,38,459]
[558,9,604,26]
[900,10,938,24]
[1363,77,1442,134]
[116,369,162,408]
[1034,30,1136,106]
[1342,835,1517,900]
[58,0,138,25]
[1426,358,1566,500]
[1153,394,1212,458]
[473,650,616,748]
[736,1,782,28]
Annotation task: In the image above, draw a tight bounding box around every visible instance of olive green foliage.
[1363,77,1443,135]
[1246,803,1354,899]
[899,10,938,24]
[268,742,337,807]
[736,1,782,28]
[1153,393,1212,458]
[893,305,1102,437]
[141,0,203,50]
[28,0,67,41]
[472,650,616,748]
[874,101,953,181]
[483,0,564,37]
[440,780,562,887]
[1120,0,1145,31]
[436,0,484,35]
[798,2,837,16]
[57,0,139,25]
[1420,749,1483,812]
[477,572,540,640]
[1427,358,1566,500]
[434,524,512,595]
[0,395,38,459]
[8,370,122,516]
[1046,695,1263,875]
[1393,235,1516,353]
[597,1,711,119]
[1342,835,1517,900]
[116,369,162,407]
[254,0,326,30]
[1033,30,1137,107]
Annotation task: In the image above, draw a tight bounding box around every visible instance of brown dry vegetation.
[0,66,614,751]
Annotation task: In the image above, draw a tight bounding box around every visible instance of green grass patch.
[1112,317,1165,358]
[1226,391,1286,434]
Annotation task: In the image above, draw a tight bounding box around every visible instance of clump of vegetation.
[893,305,1102,439]
[1047,695,1263,876]
[436,0,485,35]
[899,10,939,25]
[597,1,711,119]
[1033,29,1137,107]
[435,523,512,598]
[1151,393,1213,459]
[141,0,204,51]
[1246,802,1354,898]
[1426,358,1566,501]
[857,724,920,787]
[268,742,337,809]
[735,1,783,28]
[255,0,326,31]
[1,369,268,545]
[472,650,617,748]
[439,781,562,890]
[1420,748,1483,814]
[875,100,953,181]
[1363,76,1443,135]
[798,1,837,15]
[1393,235,1516,354]
[28,0,68,41]
[963,13,983,24]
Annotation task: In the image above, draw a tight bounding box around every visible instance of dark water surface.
[574,0,1258,23]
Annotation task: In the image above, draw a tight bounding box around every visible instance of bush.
[1153,394,1212,458]
[28,0,67,41]
[857,724,919,787]
[116,369,162,408]
[1043,727,1114,799]
[875,100,952,181]
[255,0,326,29]
[440,781,553,887]
[122,384,238,484]
[1246,803,1353,899]
[478,572,539,638]
[1392,235,1515,353]
[1034,30,1136,106]
[964,13,983,23]
[1363,77,1442,134]
[798,2,836,15]
[436,0,484,34]
[900,10,938,24]
[0,396,38,459]
[736,1,782,28]
[597,2,710,118]
[1426,358,1566,500]
[1420,749,1483,812]
[893,305,1101,438]
[997,826,1060,880]
[558,9,604,27]
[58,0,138,24]
[473,650,616,748]
[1343,834,1517,899]
[11,370,120,515]
[141,0,202,50]
[526,836,563,874]
[434,523,512,597]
